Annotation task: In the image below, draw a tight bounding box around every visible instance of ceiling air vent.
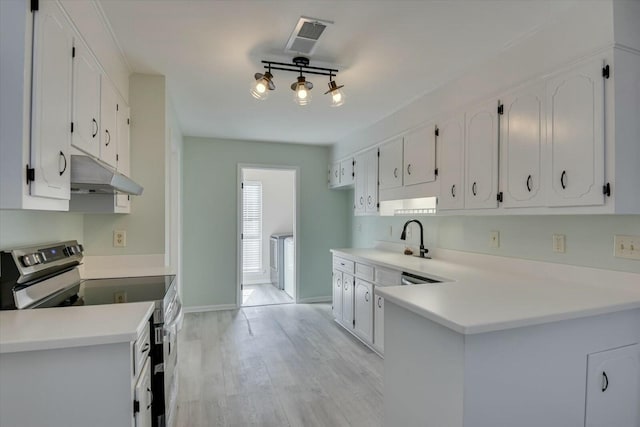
[285,16,333,56]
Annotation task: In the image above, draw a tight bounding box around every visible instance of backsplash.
[0,211,84,249]
[351,209,640,274]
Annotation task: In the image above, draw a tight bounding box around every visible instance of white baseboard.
[183,304,237,313]
[297,296,332,303]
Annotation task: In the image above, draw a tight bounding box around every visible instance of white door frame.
[237,163,300,307]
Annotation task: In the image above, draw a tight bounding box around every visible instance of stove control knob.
[21,253,41,267]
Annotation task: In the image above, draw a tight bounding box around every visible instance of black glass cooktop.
[79,275,175,305]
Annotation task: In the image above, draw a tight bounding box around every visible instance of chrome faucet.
[400,219,429,258]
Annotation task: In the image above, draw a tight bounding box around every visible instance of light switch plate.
[614,235,640,260]
[490,231,500,248]
[553,234,566,253]
[113,230,126,247]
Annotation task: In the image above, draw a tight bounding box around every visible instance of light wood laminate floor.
[175,303,383,427]
[242,283,293,307]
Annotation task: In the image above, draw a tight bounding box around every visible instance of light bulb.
[250,72,273,101]
[332,92,342,103]
[256,81,267,93]
[297,88,307,99]
[325,80,345,107]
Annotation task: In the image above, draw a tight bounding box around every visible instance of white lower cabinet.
[373,294,384,354]
[354,279,373,343]
[332,254,399,356]
[585,344,640,427]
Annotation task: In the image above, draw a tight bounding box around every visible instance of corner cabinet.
[354,149,378,215]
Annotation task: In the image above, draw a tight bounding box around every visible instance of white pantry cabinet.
[403,125,437,187]
[354,149,379,215]
[500,82,545,208]
[378,137,403,190]
[354,279,373,344]
[585,344,640,427]
[546,57,605,207]
[436,113,466,210]
[465,99,500,209]
[29,0,74,202]
[71,38,101,159]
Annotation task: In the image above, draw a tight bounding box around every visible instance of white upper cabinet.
[354,149,379,215]
[437,114,465,210]
[29,0,74,201]
[115,102,131,210]
[340,158,355,187]
[404,125,436,186]
[100,79,118,168]
[328,162,340,187]
[71,39,101,158]
[379,137,403,190]
[546,58,605,207]
[465,100,499,209]
[501,82,545,208]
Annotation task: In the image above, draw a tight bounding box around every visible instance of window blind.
[242,181,262,273]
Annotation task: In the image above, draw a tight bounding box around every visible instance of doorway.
[238,165,298,307]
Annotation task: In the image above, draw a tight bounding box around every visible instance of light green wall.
[0,210,83,249]
[351,205,640,274]
[182,137,351,307]
[82,74,166,256]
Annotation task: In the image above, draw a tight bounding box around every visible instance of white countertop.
[0,302,154,354]
[331,248,640,335]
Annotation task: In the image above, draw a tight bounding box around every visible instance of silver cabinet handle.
[602,371,608,392]
[407,164,412,175]
[337,278,342,288]
[393,167,398,178]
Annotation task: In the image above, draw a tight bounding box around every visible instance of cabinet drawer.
[133,323,151,377]
[356,263,374,281]
[375,267,401,286]
[333,256,355,274]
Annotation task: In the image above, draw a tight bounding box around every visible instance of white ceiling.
[99,0,579,145]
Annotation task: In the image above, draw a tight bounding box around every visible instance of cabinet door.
[373,294,384,354]
[546,58,605,207]
[379,137,403,190]
[71,40,101,158]
[329,162,340,187]
[465,100,499,209]
[404,125,436,186]
[134,357,152,427]
[29,0,73,200]
[354,279,373,343]
[585,344,639,427]
[332,270,343,321]
[354,153,366,214]
[437,114,465,210]
[115,103,131,210]
[340,158,354,186]
[365,149,378,213]
[342,274,354,329]
[100,80,118,168]
[501,83,545,208]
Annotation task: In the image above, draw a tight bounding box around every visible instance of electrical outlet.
[553,234,566,253]
[614,235,640,260]
[114,291,127,303]
[490,231,500,248]
[113,230,126,247]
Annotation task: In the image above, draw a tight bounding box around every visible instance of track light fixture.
[250,56,345,107]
